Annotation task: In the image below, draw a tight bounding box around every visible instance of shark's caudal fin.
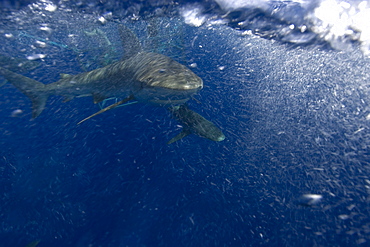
[0,67,48,118]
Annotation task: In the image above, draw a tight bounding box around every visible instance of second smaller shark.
[168,104,225,144]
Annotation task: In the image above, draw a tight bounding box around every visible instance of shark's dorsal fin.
[167,129,191,144]
[77,95,134,125]
[119,25,143,60]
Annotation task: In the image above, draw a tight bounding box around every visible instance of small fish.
[297,194,323,207]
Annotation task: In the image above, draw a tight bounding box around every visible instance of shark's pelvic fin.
[92,93,107,104]
[167,129,191,144]
[77,94,135,125]
[0,67,48,118]
[119,25,143,60]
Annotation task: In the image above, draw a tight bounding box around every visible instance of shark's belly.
[134,87,199,106]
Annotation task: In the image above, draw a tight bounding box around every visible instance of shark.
[0,25,203,120]
[168,104,225,144]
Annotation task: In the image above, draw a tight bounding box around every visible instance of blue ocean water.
[1,0,370,246]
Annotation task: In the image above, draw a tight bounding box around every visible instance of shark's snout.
[216,134,226,142]
[134,53,203,105]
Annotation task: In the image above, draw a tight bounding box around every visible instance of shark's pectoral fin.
[167,129,191,144]
[77,94,135,125]
[92,93,108,104]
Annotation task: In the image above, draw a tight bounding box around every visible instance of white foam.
[306,0,370,55]
[212,0,370,55]
[180,7,206,27]
[214,0,269,11]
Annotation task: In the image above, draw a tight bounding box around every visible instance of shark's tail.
[0,67,48,118]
